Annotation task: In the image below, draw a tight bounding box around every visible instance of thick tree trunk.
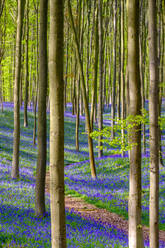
[127,1,144,247]
[35,0,48,217]
[11,0,25,179]
[148,0,159,247]
[49,0,67,247]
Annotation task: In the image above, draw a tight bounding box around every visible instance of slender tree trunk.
[127,0,144,247]
[76,77,80,151]
[148,0,159,247]
[98,0,103,158]
[10,43,13,102]
[103,45,107,107]
[68,0,97,179]
[158,0,164,167]
[140,0,147,155]
[125,65,129,117]
[75,0,82,152]
[90,3,98,131]
[33,0,39,146]
[64,25,69,111]
[49,0,67,247]
[72,60,76,115]
[111,0,117,139]
[79,0,84,118]
[19,54,24,107]
[11,0,25,179]
[89,0,97,119]
[35,0,48,217]
[86,0,91,102]
[117,3,121,120]
[24,0,29,127]
[108,46,112,106]
[121,0,125,157]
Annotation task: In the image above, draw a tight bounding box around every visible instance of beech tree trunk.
[68,0,97,179]
[49,0,67,247]
[11,0,25,179]
[90,1,98,131]
[86,0,91,102]
[121,0,125,157]
[33,0,39,145]
[158,0,164,167]
[75,0,82,152]
[98,0,103,158]
[127,0,144,247]
[35,0,48,217]
[148,0,159,247]
[24,0,29,127]
[76,77,80,151]
[111,0,117,139]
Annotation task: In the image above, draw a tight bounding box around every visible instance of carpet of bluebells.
[0,102,165,247]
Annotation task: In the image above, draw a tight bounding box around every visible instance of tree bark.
[49,0,67,247]
[75,0,82,152]
[139,0,147,155]
[121,0,125,157]
[90,0,98,131]
[148,0,159,247]
[33,0,39,146]
[24,0,29,127]
[98,0,103,158]
[158,0,164,167]
[11,0,25,179]
[64,25,69,111]
[111,0,117,139]
[127,0,144,247]
[86,0,91,102]
[76,77,80,151]
[35,0,48,217]
[68,0,97,179]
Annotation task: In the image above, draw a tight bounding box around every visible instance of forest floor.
[1,104,165,247]
[45,171,165,243]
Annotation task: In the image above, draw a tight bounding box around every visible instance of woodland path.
[45,171,165,243]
